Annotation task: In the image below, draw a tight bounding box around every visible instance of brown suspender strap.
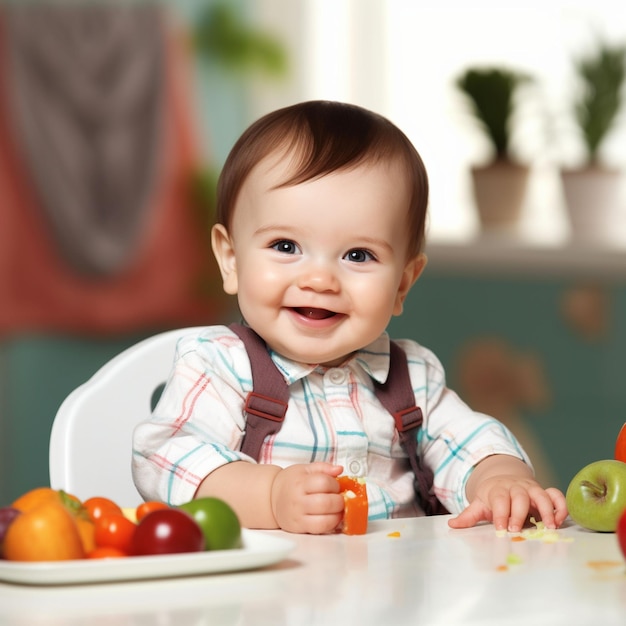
[230,324,289,462]
[230,323,446,515]
[373,342,447,516]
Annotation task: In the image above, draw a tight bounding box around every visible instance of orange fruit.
[3,500,85,561]
[11,487,58,513]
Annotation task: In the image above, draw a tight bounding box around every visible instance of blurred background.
[2,0,626,503]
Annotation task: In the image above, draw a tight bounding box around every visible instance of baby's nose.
[297,261,340,292]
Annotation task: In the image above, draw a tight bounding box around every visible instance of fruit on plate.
[83,496,123,522]
[618,507,626,559]
[565,459,626,532]
[94,512,136,554]
[130,508,205,556]
[1,489,246,561]
[178,497,242,550]
[135,500,170,522]
[3,498,86,561]
[0,507,21,555]
[3,487,97,560]
[337,476,368,535]
[615,423,626,463]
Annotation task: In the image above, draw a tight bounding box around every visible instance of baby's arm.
[447,454,568,532]
[195,461,345,534]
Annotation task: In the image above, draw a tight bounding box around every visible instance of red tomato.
[94,514,136,553]
[136,501,170,522]
[130,509,204,556]
[615,423,626,463]
[618,507,626,560]
[84,497,123,523]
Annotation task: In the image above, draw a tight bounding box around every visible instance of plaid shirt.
[132,326,529,518]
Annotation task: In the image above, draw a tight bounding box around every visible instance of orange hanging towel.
[0,6,229,337]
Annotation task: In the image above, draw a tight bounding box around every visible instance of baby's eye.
[271,240,300,255]
[344,249,375,263]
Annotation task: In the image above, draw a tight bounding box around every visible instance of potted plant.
[560,40,626,244]
[456,67,532,231]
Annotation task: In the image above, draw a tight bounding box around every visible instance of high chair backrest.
[48,327,203,507]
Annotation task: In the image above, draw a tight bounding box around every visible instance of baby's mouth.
[292,307,337,320]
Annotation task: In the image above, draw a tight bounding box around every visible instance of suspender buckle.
[244,392,288,422]
[393,406,423,433]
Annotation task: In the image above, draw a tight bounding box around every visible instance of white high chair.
[48,327,203,507]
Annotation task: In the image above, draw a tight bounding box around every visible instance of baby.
[132,100,567,534]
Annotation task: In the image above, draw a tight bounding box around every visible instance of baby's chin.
[271,343,351,368]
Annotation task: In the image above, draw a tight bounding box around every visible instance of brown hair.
[216,100,429,256]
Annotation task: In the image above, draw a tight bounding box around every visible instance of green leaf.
[456,67,531,160]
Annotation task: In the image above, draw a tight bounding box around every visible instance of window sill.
[424,234,626,280]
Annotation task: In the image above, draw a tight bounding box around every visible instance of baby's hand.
[270,462,345,534]
[448,474,568,532]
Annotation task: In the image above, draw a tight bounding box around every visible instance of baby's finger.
[308,462,344,478]
[533,487,567,529]
[303,470,343,495]
[303,492,345,516]
[302,512,344,535]
[488,489,514,531]
[447,499,491,529]
[507,487,530,532]
[546,488,568,527]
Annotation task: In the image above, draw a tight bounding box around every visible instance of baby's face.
[212,154,425,366]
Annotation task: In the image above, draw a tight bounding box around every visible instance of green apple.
[178,497,242,551]
[566,459,626,532]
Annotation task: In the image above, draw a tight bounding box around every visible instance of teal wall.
[0,334,151,504]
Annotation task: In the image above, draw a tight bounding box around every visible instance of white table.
[0,515,624,626]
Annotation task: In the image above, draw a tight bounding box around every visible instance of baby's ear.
[393,253,427,315]
[211,224,238,294]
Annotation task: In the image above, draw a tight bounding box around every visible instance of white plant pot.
[471,162,529,232]
[561,167,626,246]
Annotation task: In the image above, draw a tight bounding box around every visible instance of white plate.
[0,529,295,586]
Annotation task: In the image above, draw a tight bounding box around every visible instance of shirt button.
[348,459,362,475]
[328,369,346,384]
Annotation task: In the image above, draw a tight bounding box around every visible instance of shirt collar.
[269,332,392,386]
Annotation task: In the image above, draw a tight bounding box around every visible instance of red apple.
[618,507,626,559]
[616,423,626,463]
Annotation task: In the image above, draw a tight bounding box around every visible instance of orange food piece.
[136,501,170,522]
[3,499,85,561]
[337,476,368,535]
[586,560,622,571]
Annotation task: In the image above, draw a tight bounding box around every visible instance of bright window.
[250,1,626,243]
